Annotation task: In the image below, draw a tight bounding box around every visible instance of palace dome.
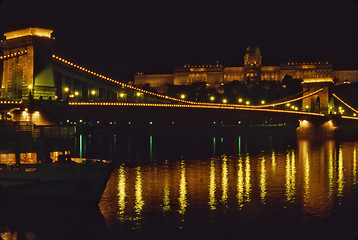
[246,45,261,55]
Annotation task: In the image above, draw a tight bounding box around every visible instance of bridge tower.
[301,78,334,113]
[0,28,56,100]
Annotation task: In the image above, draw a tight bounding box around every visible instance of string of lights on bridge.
[0,50,28,60]
[0,51,354,114]
[332,93,358,115]
[68,102,329,117]
[0,51,356,120]
[52,55,358,119]
[52,55,326,109]
[0,53,331,112]
[201,88,324,109]
[52,55,194,105]
[0,100,22,105]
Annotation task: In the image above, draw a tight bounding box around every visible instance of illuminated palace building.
[135,46,358,93]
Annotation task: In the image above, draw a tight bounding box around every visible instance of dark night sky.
[0,0,357,82]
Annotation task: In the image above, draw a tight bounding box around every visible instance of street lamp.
[28,85,33,99]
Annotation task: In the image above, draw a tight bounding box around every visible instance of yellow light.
[305,105,309,109]
[301,120,309,127]
[91,90,96,95]
[120,93,125,98]
[354,113,357,117]
[181,94,186,99]
[339,106,342,110]
[24,108,28,112]
[118,166,126,218]
[136,92,141,97]
[260,156,266,203]
[222,99,228,103]
[74,91,79,96]
[238,98,243,103]
[245,101,250,105]
[64,87,69,92]
[221,156,228,204]
[286,103,290,107]
[178,161,187,214]
[28,85,33,89]
[4,28,53,40]
[291,106,295,109]
[261,100,265,104]
[209,159,216,210]
[210,96,215,101]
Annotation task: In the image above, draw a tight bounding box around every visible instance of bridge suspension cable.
[250,88,323,108]
[52,55,195,105]
[332,93,358,114]
[188,88,323,109]
[53,55,323,109]
[68,101,326,117]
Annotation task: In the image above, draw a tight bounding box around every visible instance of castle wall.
[134,48,357,91]
[333,70,358,83]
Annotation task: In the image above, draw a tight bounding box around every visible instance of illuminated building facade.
[134,45,358,93]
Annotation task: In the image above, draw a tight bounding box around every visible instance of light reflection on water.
[99,138,358,228]
[117,165,126,220]
[2,134,358,239]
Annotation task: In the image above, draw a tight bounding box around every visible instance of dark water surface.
[2,130,358,239]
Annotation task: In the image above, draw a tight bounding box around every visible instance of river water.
[1,130,358,239]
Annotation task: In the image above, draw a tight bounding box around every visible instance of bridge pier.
[296,118,337,139]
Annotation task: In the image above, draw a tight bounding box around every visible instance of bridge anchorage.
[0,27,358,137]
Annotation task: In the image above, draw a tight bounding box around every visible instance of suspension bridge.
[1,28,358,132]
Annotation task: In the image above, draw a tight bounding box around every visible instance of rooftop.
[4,28,53,40]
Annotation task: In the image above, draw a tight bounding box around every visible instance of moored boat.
[0,156,112,207]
